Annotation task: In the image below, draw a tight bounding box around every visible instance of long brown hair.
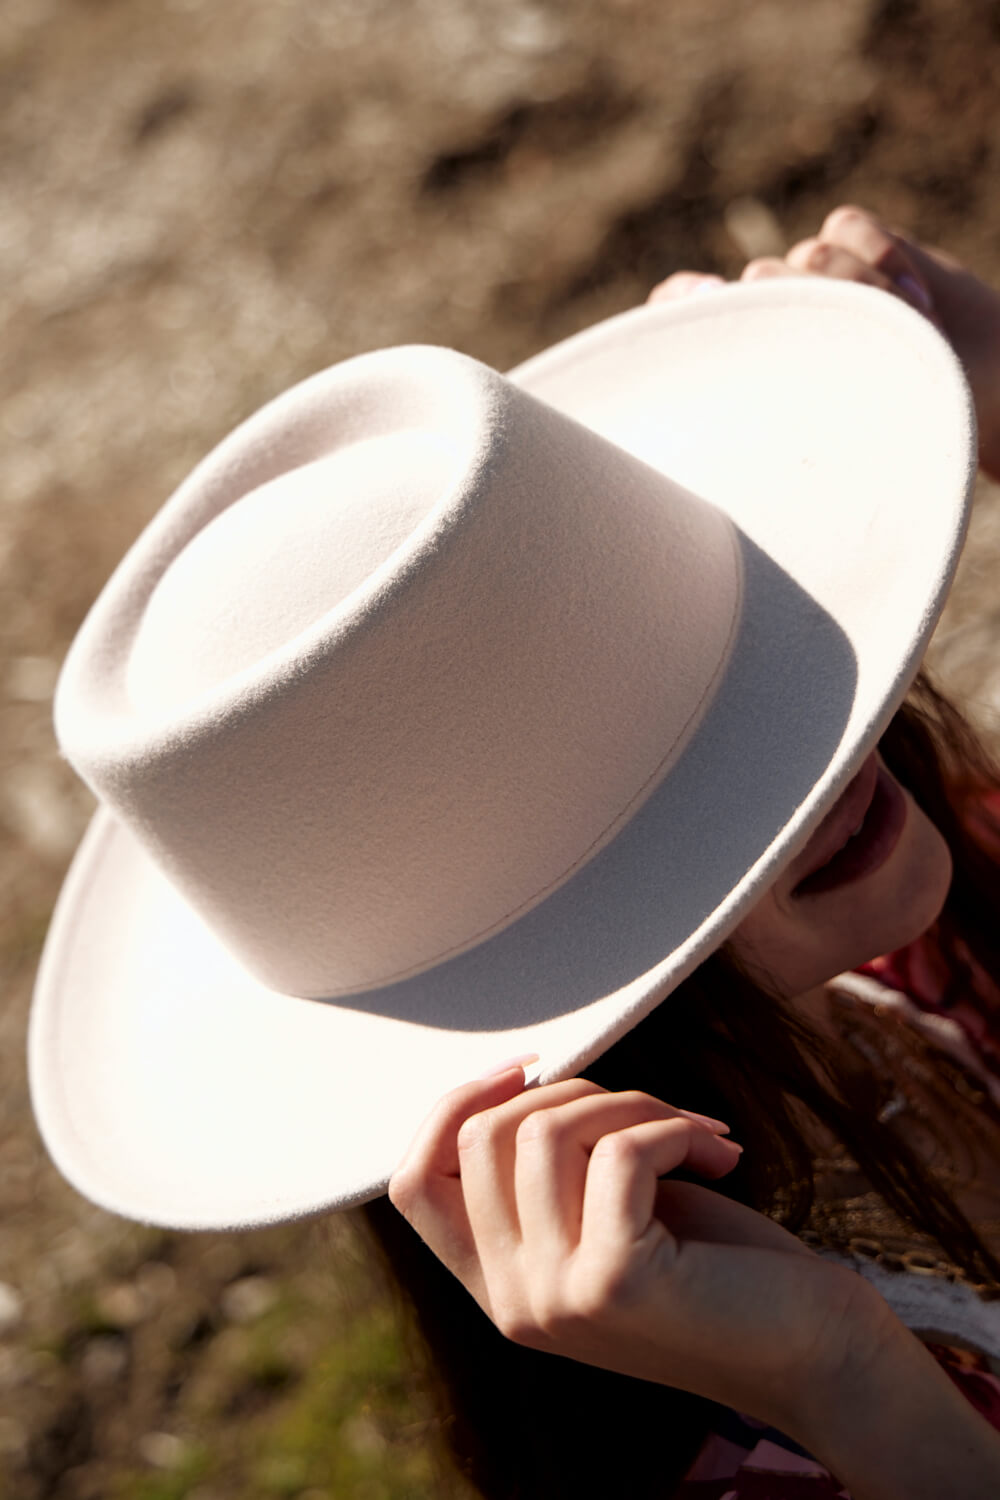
[361,672,1000,1498]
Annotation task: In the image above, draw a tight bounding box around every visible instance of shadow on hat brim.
[30,279,975,1229]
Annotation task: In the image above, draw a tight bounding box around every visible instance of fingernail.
[690,276,726,297]
[676,1109,731,1135]
[894,274,933,313]
[477,1052,540,1080]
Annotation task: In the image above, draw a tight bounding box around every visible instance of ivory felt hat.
[31,277,975,1230]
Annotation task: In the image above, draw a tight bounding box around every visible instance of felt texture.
[56,350,739,996]
[31,277,976,1228]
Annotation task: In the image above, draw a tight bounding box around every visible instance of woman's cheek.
[727,793,954,998]
[725,894,820,998]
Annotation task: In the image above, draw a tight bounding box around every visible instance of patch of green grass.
[247,1299,455,1500]
[71,1222,473,1499]
[110,1443,210,1500]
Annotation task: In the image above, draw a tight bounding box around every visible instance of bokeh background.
[5,0,1000,1495]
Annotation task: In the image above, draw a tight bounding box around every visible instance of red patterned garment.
[858,933,1000,1094]
[859,787,1000,1087]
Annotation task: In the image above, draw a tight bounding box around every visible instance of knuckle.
[566,1262,632,1324]
[534,1305,576,1342]
[514,1262,645,1348]
[514,1109,562,1149]
[387,1165,419,1215]
[581,1277,624,1322]
[591,1130,644,1170]
[804,241,836,271]
[786,235,818,266]
[494,1303,545,1348]
[740,257,785,281]
[557,1078,604,1103]
[606,1089,674,1125]
[647,271,696,303]
[456,1109,496,1155]
[529,1284,582,1340]
[616,1089,661,1113]
[822,203,868,236]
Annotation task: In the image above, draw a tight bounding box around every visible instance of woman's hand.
[392,1064,1000,1499]
[650,205,1000,480]
[389,1065,893,1436]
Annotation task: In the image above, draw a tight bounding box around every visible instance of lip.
[790,754,907,898]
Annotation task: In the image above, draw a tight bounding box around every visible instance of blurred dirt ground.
[5,0,1000,1495]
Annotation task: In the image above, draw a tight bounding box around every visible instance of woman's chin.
[856,792,953,959]
[814,810,952,984]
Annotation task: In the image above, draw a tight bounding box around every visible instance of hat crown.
[56,345,742,998]
[127,431,458,715]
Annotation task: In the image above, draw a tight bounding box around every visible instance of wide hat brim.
[31,278,975,1229]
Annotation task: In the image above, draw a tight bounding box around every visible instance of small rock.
[498,8,564,54]
[220,1274,278,1324]
[135,1260,177,1308]
[95,1281,145,1329]
[723,196,786,261]
[0,1282,24,1335]
[81,1335,128,1386]
[138,1431,189,1470]
[342,1408,385,1456]
[50,1227,101,1285]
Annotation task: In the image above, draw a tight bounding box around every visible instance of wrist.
[767,1269,899,1442]
[785,1279,1000,1500]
